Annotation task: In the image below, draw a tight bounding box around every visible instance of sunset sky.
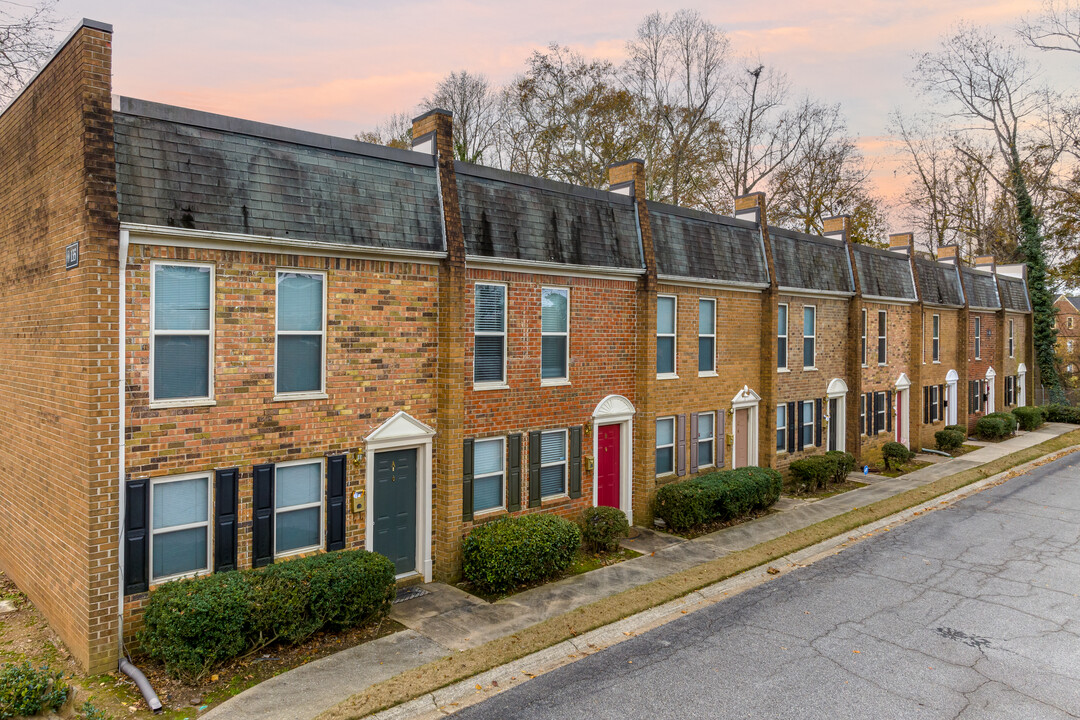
[58,0,1073,222]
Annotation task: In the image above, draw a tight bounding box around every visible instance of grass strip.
[321,429,1080,720]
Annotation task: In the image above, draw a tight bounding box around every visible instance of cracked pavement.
[450,451,1080,720]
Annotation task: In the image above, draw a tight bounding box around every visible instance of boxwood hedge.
[1011,406,1044,431]
[462,514,581,595]
[653,467,782,533]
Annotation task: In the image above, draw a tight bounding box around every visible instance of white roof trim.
[731,385,762,408]
[778,287,855,299]
[894,372,911,390]
[364,411,436,444]
[466,255,644,280]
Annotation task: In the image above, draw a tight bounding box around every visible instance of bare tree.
[355,111,413,150]
[0,0,61,106]
[1019,0,1080,54]
[420,70,499,164]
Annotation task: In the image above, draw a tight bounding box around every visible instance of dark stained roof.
[914,257,965,307]
[851,244,916,301]
[647,202,768,285]
[998,275,1031,312]
[113,98,444,252]
[961,266,1001,309]
[1067,296,1080,312]
[455,163,642,269]
[769,227,854,294]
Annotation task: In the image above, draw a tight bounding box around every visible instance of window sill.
[541,493,569,503]
[273,392,328,402]
[656,471,675,479]
[472,506,506,519]
[656,373,679,380]
[540,379,571,388]
[473,382,510,391]
[148,398,216,410]
[698,371,719,378]
[933,361,941,364]
[274,544,323,560]
[802,367,819,372]
[149,567,211,587]
[777,367,790,374]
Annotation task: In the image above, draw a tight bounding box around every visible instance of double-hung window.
[541,287,569,382]
[1008,319,1015,358]
[974,317,982,359]
[860,308,867,366]
[472,438,505,513]
[474,283,507,386]
[801,401,815,447]
[150,473,210,582]
[929,385,940,422]
[276,271,325,396]
[275,460,323,557]
[656,417,675,475]
[657,296,677,376]
[932,314,940,362]
[152,263,213,402]
[874,391,886,433]
[877,310,887,365]
[698,299,716,375]
[802,306,816,369]
[539,430,567,498]
[776,405,787,451]
[777,304,789,370]
[697,412,715,468]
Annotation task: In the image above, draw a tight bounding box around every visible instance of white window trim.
[801,400,815,447]
[149,471,212,584]
[274,269,328,401]
[802,304,817,370]
[539,429,569,500]
[656,416,676,477]
[657,295,678,379]
[540,286,570,386]
[778,303,789,371]
[861,308,868,367]
[932,314,940,363]
[860,394,866,436]
[473,436,507,516]
[473,281,509,390]
[874,391,887,434]
[974,316,982,359]
[149,260,215,408]
[273,457,326,559]
[1008,319,1015,358]
[697,411,715,469]
[776,404,787,453]
[877,309,888,366]
[698,297,717,377]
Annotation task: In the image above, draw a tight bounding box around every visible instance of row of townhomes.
[0,21,1035,673]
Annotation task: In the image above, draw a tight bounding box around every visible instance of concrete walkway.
[202,423,1074,720]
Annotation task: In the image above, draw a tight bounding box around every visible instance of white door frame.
[946,369,959,425]
[985,366,996,413]
[591,395,636,524]
[894,373,911,449]
[826,377,848,452]
[1017,363,1027,406]
[363,411,436,582]
[730,385,761,468]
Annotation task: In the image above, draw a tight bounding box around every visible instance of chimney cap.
[411,108,452,124]
[608,158,645,169]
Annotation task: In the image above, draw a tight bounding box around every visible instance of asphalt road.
[452,451,1080,720]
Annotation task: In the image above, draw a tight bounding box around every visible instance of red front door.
[597,424,621,509]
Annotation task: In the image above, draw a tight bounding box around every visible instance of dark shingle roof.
[961,266,1001,309]
[647,202,768,285]
[113,99,444,252]
[769,228,854,293]
[914,257,964,307]
[851,244,916,300]
[1067,296,1080,312]
[998,276,1031,312]
[455,163,641,269]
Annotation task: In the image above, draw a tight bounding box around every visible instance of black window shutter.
[716,410,726,467]
[887,390,894,433]
[124,478,149,594]
[924,386,930,424]
[326,455,347,551]
[689,412,699,474]
[939,384,946,417]
[786,401,796,454]
[528,431,542,508]
[569,426,582,499]
[214,468,239,572]
[796,401,805,451]
[507,434,522,512]
[677,414,687,476]
[814,398,823,447]
[252,463,275,568]
[462,439,474,522]
[969,381,976,411]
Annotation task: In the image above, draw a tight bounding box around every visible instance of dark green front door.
[373,449,417,575]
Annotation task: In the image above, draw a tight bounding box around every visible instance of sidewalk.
[203,423,1075,720]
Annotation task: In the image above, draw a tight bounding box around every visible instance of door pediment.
[365,411,436,449]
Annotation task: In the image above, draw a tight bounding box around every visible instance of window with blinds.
[150,473,210,582]
[698,299,716,374]
[539,430,567,498]
[778,304,788,370]
[152,263,213,401]
[697,412,715,467]
[974,317,982,359]
[860,308,867,366]
[275,460,323,556]
[877,310,887,365]
[473,438,505,513]
[777,404,787,451]
[474,283,506,385]
[932,314,940,362]
[541,287,569,381]
[801,400,815,447]
[656,417,675,475]
[276,271,325,395]
[1008,319,1015,358]
[803,305,816,369]
[657,296,676,376]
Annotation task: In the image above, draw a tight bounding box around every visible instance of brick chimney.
[936,245,959,265]
[974,255,996,273]
[823,215,850,242]
[888,232,914,256]
[734,192,767,226]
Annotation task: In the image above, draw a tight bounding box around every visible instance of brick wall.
[1001,312,1028,406]
[858,302,914,460]
[0,23,119,673]
[967,310,999,429]
[915,307,963,448]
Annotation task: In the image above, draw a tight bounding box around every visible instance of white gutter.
[117,229,129,631]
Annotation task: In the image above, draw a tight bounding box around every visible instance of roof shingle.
[998,275,1031,312]
[770,228,854,293]
[914,257,964,307]
[851,244,916,300]
[648,202,768,285]
[961,266,1001,309]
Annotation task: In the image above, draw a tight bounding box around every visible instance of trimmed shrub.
[462,514,581,595]
[789,455,837,492]
[581,506,630,552]
[882,442,914,470]
[1011,406,1044,431]
[986,412,1018,435]
[1044,404,1080,424]
[139,550,395,681]
[826,450,856,485]
[653,467,782,532]
[935,428,965,453]
[0,662,69,719]
[974,415,1009,440]
[945,424,967,437]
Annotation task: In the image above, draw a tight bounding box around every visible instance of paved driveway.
[452,451,1080,719]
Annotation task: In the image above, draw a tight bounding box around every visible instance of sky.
[54,0,1075,223]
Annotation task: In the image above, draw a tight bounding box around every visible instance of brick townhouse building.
[0,20,1035,674]
[1053,294,1079,383]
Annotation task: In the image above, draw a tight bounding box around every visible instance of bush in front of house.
[1011,406,1044,431]
[581,506,630,552]
[986,412,1018,435]
[1044,404,1080,424]
[789,455,837,492]
[945,424,968,437]
[882,442,915,470]
[935,428,965,453]
[139,549,395,681]
[653,467,782,532]
[462,514,581,595]
[825,450,856,485]
[0,662,69,719]
[974,415,1009,440]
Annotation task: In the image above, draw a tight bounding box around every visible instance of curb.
[363,444,1080,720]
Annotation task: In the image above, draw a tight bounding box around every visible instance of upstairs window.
[778,304,788,370]
[860,308,867,366]
[803,305,816,369]
[1008,319,1015,358]
[541,287,569,382]
[877,310,887,365]
[474,283,507,386]
[974,316,982,359]
[152,263,213,402]
[656,417,675,476]
[932,314,940,362]
[276,271,325,396]
[698,299,716,374]
[657,296,677,376]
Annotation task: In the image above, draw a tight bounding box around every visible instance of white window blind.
[657,296,676,375]
[539,431,567,498]
[698,299,715,373]
[474,284,506,384]
[275,461,322,555]
[151,475,209,581]
[473,438,505,512]
[541,288,569,380]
